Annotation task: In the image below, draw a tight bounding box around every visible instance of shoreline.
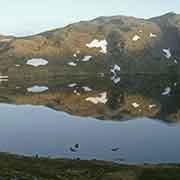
[0,152,179,179]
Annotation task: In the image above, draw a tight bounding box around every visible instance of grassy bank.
[0,153,179,179]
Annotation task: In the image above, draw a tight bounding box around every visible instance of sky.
[0,0,180,36]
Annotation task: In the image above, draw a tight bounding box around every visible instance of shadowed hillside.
[0,13,180,76]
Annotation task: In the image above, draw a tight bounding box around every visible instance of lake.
[0,74,180,164]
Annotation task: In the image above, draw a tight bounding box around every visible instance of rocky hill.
[0,12,180,77]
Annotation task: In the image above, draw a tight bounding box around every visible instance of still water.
[0,75,180,164]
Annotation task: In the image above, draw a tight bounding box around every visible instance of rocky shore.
[0,152,179,180]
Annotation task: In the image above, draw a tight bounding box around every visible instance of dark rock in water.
[74,144,80,149]
[70,147,78,152]
[35,154,39,159]
[112,147,120,152]
[70,144,80,152]
[10,176,18,180]
[114,158,125,162]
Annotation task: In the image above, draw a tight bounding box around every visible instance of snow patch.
[68,62,77,66]
[27,86,48,93]
[149,33,157,38]
[26,58,48,67]
[73,90,80,96]
[68,83,77,88]
[161,87,171,96]
[86,92,108,104]
[0,74,8,82]
[132,35,140,41]
[82,86,92,92]
[162,49,172,59]
[86,39,108,54]
[15,64,21,67]
[111,76,121,84]
[0,79,8,82]
[0,75,8,79]
[174,59,178,64]
[149,104,157,109]
[73,54,77,57]
[111,64,121,74]
[81,55,92,62]
[110,64,121,84]
[132,102,140,108]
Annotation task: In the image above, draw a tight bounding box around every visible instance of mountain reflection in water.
[0,74,179,123]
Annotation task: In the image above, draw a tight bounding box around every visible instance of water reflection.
[0,74,180,163]
[0,75,180,123]
[0,103,180,164]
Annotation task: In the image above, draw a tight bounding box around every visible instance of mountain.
[0,13,180,122]
[0,12,180,77]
